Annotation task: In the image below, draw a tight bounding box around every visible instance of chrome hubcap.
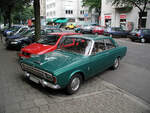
[71,77,80,91]
[114,59,119,68]
[141,38,145,43]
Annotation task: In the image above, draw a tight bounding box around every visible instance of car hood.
[7,34,21,39]
[22,43,55,54]
[23,50,83,74]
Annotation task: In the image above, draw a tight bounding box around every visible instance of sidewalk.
[0,39,150,113]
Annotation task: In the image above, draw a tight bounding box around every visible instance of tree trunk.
[8,7,12,28]
[34,0,41,41]
[3,15,7,26]
[138,12,143,29]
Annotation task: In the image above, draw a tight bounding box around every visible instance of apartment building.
[101,0,150,30]
[46,0,91,22]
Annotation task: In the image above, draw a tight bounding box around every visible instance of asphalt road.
[100,38,150,104]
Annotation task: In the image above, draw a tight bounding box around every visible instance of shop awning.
[55,18,68,23]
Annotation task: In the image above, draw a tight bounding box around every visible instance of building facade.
[101,0,150,30]
[46,0,91,22]
[40,0,46,18]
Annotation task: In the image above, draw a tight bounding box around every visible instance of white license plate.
[30,75,40,84]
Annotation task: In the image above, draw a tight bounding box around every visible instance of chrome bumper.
[24,72,61,89]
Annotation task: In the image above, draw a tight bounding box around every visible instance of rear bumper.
[24,72,61,89]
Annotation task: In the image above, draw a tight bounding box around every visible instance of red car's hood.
[22,43,55,55]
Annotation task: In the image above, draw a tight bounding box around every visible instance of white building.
[46,0,91,22]
[101,0,150,30]
[40,0,46,18]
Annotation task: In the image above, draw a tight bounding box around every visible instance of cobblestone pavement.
[0,38,150,113]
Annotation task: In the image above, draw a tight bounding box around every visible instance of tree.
[13,6,34,24]
[82,0,102,24]
[34,0,41,41]
[111,0,150,28]
[0,0,31,27]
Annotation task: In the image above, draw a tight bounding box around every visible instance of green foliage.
[13,6,34,24]
[0,0,32,26]
[111,0,150,11]
[82,0,101,12]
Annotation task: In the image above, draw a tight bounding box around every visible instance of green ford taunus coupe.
[20,35,127,94]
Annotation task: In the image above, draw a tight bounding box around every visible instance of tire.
[66,74,82,94]
[112,57,120,70]
[140,38,146,43]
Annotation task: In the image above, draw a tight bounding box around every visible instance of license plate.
[30,75,39,84]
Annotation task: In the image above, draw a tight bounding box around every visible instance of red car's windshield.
[37,35,60,45]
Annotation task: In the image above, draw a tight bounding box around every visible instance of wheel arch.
[69,70,85,82]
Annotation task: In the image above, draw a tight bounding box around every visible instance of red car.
[19,32,80,59]
[92,26,104,35]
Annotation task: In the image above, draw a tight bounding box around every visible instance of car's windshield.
[112,27,122,31]
[58,37,92,56]
[46,29,61,34]
[37,35,60,45]
[23,30,34,37]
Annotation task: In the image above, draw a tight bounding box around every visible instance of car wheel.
[140,38,146,43]
[66,74,82,94]
[112,57,120,70]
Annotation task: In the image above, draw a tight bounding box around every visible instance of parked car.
[128,29,150,43]
[3,25,21,36]
[6,28,62,50]
[80,23,99,34]
[104,27,129,38]
[20,35,127,94]
[74,22,90,33]
[65,22,76,30]
[5,29,35,50]
[5,28,29,41]
[19,32,80,59]
[92,26,104,35]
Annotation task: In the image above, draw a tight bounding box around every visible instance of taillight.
[136,33,140,37]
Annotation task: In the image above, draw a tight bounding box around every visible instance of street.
[0,37,150,113]
[101,38,150,103]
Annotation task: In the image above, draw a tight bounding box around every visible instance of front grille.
[21,63,53,81]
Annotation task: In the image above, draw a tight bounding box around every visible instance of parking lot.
[0,35,150,113]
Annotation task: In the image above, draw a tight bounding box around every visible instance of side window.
[92,39,105,54]
[104,39,115,50]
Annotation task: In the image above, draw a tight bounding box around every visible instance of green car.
[20,35,127,94]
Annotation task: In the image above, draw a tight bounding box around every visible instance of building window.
[80,10,84,15]
[138,12,147,28]
[65,10,73,15]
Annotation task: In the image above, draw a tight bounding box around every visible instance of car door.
[88,39,110,77]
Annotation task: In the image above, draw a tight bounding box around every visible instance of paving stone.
[20,100,35,110]
[34,98,48,106]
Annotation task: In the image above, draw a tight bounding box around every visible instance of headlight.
[11,41,18,44]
